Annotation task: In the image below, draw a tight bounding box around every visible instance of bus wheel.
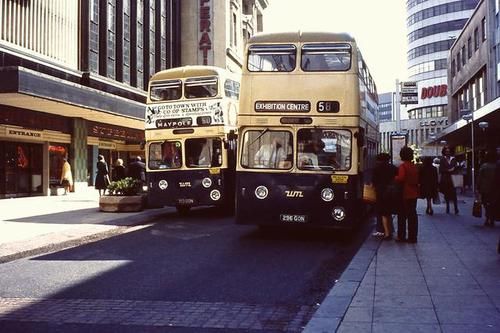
[176,205,191,215]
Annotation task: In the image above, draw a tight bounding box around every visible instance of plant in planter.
[99,177,144,212]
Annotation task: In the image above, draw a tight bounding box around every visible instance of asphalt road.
[0,208,374,333]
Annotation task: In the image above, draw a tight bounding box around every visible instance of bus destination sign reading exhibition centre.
[255,101,311,112]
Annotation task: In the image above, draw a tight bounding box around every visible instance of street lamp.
[462,110,474,194]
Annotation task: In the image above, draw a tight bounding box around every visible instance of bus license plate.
[280,214,307,223]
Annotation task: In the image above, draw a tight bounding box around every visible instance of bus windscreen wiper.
[250,128,269,146]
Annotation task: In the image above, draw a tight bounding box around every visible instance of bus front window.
[150,80,182,101]
[185,138,222,168]
[148,141,182,170]
[185,76,218,99]
[247,44,296,72]
[241,130,293,170]
[301,43,351,72]
[297,129,351,171]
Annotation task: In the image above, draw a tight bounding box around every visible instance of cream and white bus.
[236,32,379,228]
[145,66,239,214]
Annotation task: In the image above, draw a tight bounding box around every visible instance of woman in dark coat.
[478,150,498,227]
[372,153,398,240]
[439,146,459,214]
[95,155,110,196]
[113,158,126,181]
[419,156,439,215]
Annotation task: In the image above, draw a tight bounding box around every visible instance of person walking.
[439,146,459,214]
[113,158,126,181]
[419,156,439,215]
[372,153,398,240]
[128,156,146,184]
[395,146,420,243]
[478,150,498,227]
[95,155,110,196]
[60,157,73,195]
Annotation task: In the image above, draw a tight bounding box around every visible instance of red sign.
[421,85,447,99]
[199,0,212,65]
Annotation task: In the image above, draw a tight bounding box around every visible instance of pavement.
[0,190,499,332]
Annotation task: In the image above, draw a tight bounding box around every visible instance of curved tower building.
[406,0,479,122]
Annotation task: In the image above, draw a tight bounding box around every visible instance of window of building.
[149,1,156,78]
[461,45,466,66]
[123,0,131,84]
[136,0,144,89]
[107,0,116,80]
[467,37,472,58]
[456,52,461,71]
[451,59,456,77]
[474,27,479,50]
[481,17,486,42]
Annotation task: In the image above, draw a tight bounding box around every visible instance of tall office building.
[0,0,181,198]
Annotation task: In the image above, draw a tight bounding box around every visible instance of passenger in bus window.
[254,137,287,168]
[298,142,319,168]
[163,142,181,168]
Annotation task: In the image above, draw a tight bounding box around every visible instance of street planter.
[99,177,144,212]
[99,195,144,212]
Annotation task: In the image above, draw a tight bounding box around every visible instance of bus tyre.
[176,205,191,215]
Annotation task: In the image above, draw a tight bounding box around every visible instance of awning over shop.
[0,66,146,130]
[433,97,500,149]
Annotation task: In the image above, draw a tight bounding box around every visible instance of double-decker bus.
[145,66,240,214]
[236,32,379,228]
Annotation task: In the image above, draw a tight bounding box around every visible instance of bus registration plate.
[280,214,307,223]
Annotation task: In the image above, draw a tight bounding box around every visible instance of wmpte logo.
[285,190,304,198]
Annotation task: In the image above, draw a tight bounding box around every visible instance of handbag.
[362,184,376,204]
[451,174,463,188]
[472,199,482,218]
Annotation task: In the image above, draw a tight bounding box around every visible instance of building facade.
[0,0,182,198]
[180,0,268,73]
[402,0,480,155]
[440,0,499,157]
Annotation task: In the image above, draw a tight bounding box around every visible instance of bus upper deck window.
[301,43,351,72]
[150,80,182,101]
[185,76,218,99]
[247,44,296,72]
[224,79,240,99]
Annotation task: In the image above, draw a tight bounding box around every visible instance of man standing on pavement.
[128,156,146,185]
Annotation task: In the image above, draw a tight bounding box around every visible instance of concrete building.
[180,0,269,73]
[378,0,479,158]
[0,0,182,198]
[440,0,499,158]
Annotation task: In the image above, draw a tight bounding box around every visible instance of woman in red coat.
[395,146,420,243]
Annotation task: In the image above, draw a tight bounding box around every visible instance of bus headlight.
[158,180,168,190]
[332,207,346,222]
[202,177,212,188]
[255,186,268,200]
[321,188,334,202]
[210,189,221,201]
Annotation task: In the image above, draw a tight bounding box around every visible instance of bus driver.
[254,137,288,168]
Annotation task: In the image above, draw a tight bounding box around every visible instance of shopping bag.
[472,199,482,218]
[451,174,463,188]
[362,184,376,204]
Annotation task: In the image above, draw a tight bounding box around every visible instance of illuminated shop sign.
[421,85,447,99]
[199,0,213,65]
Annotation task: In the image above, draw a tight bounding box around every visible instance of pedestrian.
[113,158,126,181]
[395,146,420,243]
[419,156,439,215]
[95,155,110,196]
[128,156,146,184]
[439,146,459,214]
[60,157,73,195]
[372,152,398,240]
[478,150,498,227]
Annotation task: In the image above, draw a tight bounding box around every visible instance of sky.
[262,0,408,93]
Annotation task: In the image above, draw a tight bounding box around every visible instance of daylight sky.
[262,0,408,93]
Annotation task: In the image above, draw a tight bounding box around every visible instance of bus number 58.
[317,101,339,113]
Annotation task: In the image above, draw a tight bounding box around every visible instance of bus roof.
[150,65,234,81]
[248,31,356,44]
